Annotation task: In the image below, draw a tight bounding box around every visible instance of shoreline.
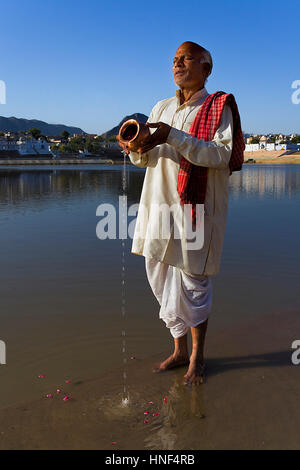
[0,158,125,165]
[1,158,300,166]
[0,150,299,165]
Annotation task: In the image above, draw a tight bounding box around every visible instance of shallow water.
[0,164,299,449]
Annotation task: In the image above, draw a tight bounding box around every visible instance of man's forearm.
[166,128,232,169]
[166,105,233,169]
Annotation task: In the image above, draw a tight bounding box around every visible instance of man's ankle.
[174,348,189,358]
[190,349,204,362]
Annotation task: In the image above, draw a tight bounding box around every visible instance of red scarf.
[177,91,244,220]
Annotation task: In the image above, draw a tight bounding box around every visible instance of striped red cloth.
[177,91,245,219]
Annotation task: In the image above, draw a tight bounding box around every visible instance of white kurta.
[129,87,234,276]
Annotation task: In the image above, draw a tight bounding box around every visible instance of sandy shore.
[244,151,300,164]
[0,307,299,450]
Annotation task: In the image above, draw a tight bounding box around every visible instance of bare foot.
[152,353,189,373]
[184,355,205,386]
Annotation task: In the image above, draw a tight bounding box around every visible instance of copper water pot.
[118,119,150,152]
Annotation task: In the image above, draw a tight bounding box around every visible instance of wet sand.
[0,307,299,450]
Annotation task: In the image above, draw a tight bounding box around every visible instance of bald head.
[177,42,213,76]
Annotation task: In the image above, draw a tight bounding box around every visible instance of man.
[117,41,243,385]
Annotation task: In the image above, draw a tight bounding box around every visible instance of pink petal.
[46,393,53,398]
[65,380,71,383]
[38,374,46,379]
[148,401,154,405]
[110,442,117,446]
[130,356,136,360]
[144,418,148,424]
[56,389,62,394]
[63,396,70,401]
[153,412,159,417]
[163,397,167,403]
[144,411,149,415]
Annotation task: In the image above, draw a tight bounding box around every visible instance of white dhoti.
[145,258,213,338]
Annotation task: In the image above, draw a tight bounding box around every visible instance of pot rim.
[118,119,140,143]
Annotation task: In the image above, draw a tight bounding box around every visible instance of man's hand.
[137,122,171,154]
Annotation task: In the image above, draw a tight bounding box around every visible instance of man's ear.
[203,62,211,79]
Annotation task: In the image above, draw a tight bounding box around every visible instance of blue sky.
[1,0,299,134]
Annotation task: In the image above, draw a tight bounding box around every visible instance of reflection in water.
[143,377,206,450]
[97,373,206,450]
[229,164,300,199]
[0,166,145,209]
[1,165,300,209]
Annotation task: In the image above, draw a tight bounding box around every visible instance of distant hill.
[0,116,85,136]
[101,113,148,139]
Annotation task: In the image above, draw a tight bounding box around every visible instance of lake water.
[0,164,299,449]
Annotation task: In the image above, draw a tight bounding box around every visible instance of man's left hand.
[137,122,171,154]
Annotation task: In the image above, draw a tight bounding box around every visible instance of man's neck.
[180,86,204,105]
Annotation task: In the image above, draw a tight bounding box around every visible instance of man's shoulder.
[149,96,176,120]
[155,95,176,107]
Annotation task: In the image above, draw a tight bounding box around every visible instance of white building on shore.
[245,133,300,152]
[0,136,52,155]
[17,137,51,155]
[245,143,299,152]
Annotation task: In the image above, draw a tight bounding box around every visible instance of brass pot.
[118,119,150,152]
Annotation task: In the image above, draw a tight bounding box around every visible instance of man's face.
[172,43,207,90]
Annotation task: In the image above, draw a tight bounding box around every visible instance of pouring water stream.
[121,150,129,407]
